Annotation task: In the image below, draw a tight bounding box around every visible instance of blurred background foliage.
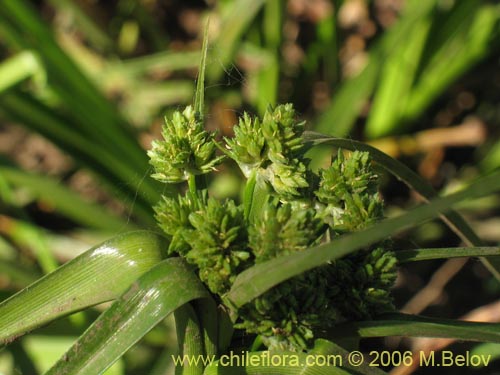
[0,0,500,374]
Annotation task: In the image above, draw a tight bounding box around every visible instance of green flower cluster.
[148,106,224,183]
[235,245,396,351]
[315,150,383,233]
[149,104,397,351]
[225,104,308,198]
[154,183,251,295]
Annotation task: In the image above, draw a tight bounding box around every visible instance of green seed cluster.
[149,104,397,351]
[249,200,324,261]
[225,104,308,198]
[316,149,384,232]
[148,106,224,183]
[235,245,396,351]
[154,190,252,294]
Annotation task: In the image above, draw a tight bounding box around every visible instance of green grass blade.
[313,51,380,138]
[0,51,43,93]
[403,4,500,124]
[416,0,479,61]
[0,165,129,231]
[226,169,500,308]
[302,133,500,278]
[254,0,281,115]
[1,216,59,274]
[334,313,500,343]
[303,133,481,239]
[396,246,500,263]
[0,1,180,215]
[45,0,113,52]
[174,298,218,375]
[46,258,211,375]
[207,0,266,82]
[0,230,167,345]
[365,16,431,138]
[365,0,496,137]
[0,1,151,174]
[0,91,162,224]
[0,92,109,163]
[313,0,437,138]
[193,299,219,358]
[195,20,209,118]
[115,50,201,77]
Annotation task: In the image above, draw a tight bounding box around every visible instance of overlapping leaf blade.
[0,230,167,345]
[0,0,169,224]
[314,0,437,137]
[302,133,500,279]
[46,257,211,375]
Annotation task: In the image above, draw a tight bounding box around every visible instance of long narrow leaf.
[207,0,266,82]
[114,51,201,77]
[175,303,205,375]
[0,165,129,231]
[195,21,209,117]
[0,230,167,344]
[0,91,162,224]
[365,14,431,137]
[403,4,500,124]
[396,247,500,263]
[333,313,500,343]
[313,0,437,137]
[303,133,500,279]
[0,51,43,93]
[0,0,148,170]
[46,257,211,375]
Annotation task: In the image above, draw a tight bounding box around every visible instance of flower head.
[148,106,224,183]
[316,150,384,232]
[183,197,251,294]
[224,104,309,198]
[224,113,266,176]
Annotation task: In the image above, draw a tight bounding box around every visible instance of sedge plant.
[2,31,500,375]
[147,100,398,353]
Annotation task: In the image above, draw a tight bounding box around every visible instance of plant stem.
[188,174,197,196]
[174,303,205,375]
